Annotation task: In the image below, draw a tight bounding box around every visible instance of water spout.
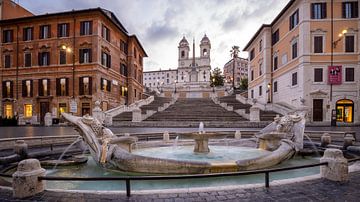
[53,136,82,170]
[173,136,179,148]
[199,122,205,134]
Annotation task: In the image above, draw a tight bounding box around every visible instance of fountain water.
[304,134,321,157]
[173,136,179,148]
[53,136,82,170]
[199,122,205,134]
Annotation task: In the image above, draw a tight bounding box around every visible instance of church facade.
[143,35,212,90]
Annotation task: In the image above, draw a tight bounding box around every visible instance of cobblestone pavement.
[1,171,360,201]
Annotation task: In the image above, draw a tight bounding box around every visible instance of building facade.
[244,0,359,124]
[143,35,211,91]
[0,0,147,124]
[223,57,248,87]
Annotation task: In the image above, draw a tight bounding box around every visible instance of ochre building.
[0,0,147,124]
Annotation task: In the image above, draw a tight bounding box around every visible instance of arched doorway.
[336,99,354,123]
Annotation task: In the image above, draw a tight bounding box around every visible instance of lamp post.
[212,78,215,93]
[61,45,75,97]
[230,46,240,90]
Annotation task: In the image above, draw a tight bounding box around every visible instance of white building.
[143,35,212,91]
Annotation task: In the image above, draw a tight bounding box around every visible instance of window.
[120,86,127,97]
[259,40,262,51]
[3,30,13,43]
[251,90,254,98]
[134,89,137,98]
[251,70,254,81]
[120,64,128,76]
[4,55,11,68]
[102,25,110,41]
[250,49,255,61]
[345,35,355,53]
[23,27,33,41]
[292,41,298,59]
[259,86,262,96]
[289,9,299,30]
[2,81,13,98]
[24,104,32,118]
[79,49,92,63]
[311,3,327,19]
[345,68,354,82]
[273,55,278,71]
[342,2,358,18]
[259,63,263,76]
[39,25,51,39]
[314,68,323,82]
[57,23,69,37]
[59,50,66,64]
[272,29,279,45]
[59,103,67,117]
[292,72,298,86]
[56,78,69,96]
[24,53,31,67]
[101,52,111,68]
[120,40,128,53]
[4,104,13,118]
[38,52,50,66]
[100,78,111,92]
[273,81,278,93]
[79,76,92,95]
[22,80,33,97]
[80,21,92,35]
[38,79,50,96]
[314,36,323,53]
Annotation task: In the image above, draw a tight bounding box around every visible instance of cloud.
[145,22,179,43]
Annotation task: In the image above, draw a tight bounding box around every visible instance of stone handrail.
[105,96,154,118]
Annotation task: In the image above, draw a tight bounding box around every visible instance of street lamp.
[212,78,215,92]
[61,45,75,98]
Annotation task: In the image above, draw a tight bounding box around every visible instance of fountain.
[61,111,308,174]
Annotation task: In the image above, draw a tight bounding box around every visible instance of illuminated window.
[26,80,31,97]
[24,104,32,118]
[43,79,48,95]
[60,78,66,96]
[5,104,13,118]
[59,103,67,117]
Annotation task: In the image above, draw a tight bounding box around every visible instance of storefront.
[336,99,354,123]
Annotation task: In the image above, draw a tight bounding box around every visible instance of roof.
[0,7,128,34]
[130,35,148,57]
[144,69,178,73]
[242,0,296,51]
[224,57,248,66]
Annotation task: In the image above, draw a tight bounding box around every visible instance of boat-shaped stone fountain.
[61,111,307,174]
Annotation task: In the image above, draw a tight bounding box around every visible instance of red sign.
[328,66,342,85]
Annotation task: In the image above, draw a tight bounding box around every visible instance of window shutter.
[39,26,43,39]
[88,77,92,95]
[46,52,50,65]
[107,80,111,92]
[30,80,33,97]
[79,77,84,95]
[65,78,69,96]
[322,3,327,18]
[88,49,92,63]
[2,31,5,43]
[57,24,61,37]
[79,49,84,63]
[107,54,111,68]
[31,28,34,40]
[38,79,43,96]
[354,2,359,18]
[23,28,26,41]
[47,79,51,96]
[80,22,84,35]
[342,3,346,18]
[89,21,93,35]
[48,25,51,38]
[101,25,104,38]
[311,4,314,19]
[56,78,60,96]
[38,53,42,66]
[66,23,70,37]
[9,30,13,42]
[100,78,104,90]
[107,29,110,41]
[22,80,26,97]
[10,81,13,98]
[2,81,5,97]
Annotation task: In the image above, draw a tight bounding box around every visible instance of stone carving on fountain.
[62,110,307,174]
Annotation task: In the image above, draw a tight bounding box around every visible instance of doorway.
[40,102,50,124]
[336,99,354,123]
[81,103,90,116]
[313,99,323,122]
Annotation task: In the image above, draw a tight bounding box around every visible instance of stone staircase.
[113,96,172,122]
[145,98,248,122]
[219,94,279,121]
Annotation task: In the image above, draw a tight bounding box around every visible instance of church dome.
[179,36,189,46]
[201,34,210,43]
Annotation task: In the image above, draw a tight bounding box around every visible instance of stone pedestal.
[250,107,260,122]
[343,134,355,149]
[321,133,331,147]
[12,159,46,198]
[163,131,170,142]
[235,130,241,139]
[14,140,28,159]
[320,149,348,182]
[44,112,52,126]
[104,114,113,126]
[92,101,105,124]
[132,108,142,122]
[194,138,209,153]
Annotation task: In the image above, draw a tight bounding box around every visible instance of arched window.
[181,51,185,58]
[203,49,207,56]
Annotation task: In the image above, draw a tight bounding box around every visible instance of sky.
[19,0,289,71]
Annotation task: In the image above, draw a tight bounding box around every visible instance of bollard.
[163,131,170,142]
[320,149,348,182]
[235,130,241,140]
[343,134,355,149]
[14,140,28,159]
[320,133,331,147]
[12,159,46,198]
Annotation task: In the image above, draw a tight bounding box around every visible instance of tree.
[210,67,225,87]
[239,77,248,90]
